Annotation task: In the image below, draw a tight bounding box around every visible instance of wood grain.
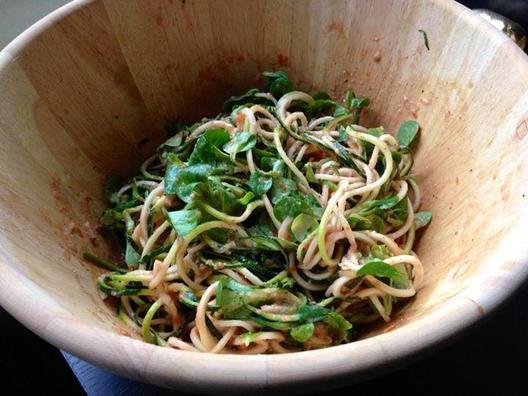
[0,0,527,393]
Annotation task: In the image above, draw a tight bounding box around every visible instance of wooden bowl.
[1,0,528,393]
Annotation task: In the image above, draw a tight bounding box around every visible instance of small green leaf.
[263,71,293,97]
[125,239,141,267]
[296,304,330,322]
[388,198,409,227]
[290,322,314,342]
[357,196,400,215]
[350,97,370,108]
[188,128,232,167]
[160,133,183,149]
[356,259,405,282]
[414,211,432,229]
[223,131,257,156]
[291,213,317,242]
[347,213,385,233]
[164,163,212,202]
[273,193,323,222]
[270,177,298,203]
[166,209,202,236]
[248,171,273,196]
[397,120,420,147]
[261,157,286,176]
[197,178,243,215]
[248,222,275,238]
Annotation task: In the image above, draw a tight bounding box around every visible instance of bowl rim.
[1,0,528,392]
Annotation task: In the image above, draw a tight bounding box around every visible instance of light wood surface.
[0,0,528,393]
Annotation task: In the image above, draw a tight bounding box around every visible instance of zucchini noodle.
[85,71,431,354]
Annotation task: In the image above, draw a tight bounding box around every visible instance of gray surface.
[0,0,70,49]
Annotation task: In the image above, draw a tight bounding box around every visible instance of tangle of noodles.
[85,71,432,354]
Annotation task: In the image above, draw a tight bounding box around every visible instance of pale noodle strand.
[142,221,170,257]
[274,127,321,201]
[195,282,219,351]
[137,183,164,247]
[369,295,390,322]
[276,91,314,122]
[189,120,235,139]
[168,337,199,352]
[408,177,422,211]
[210,327,237,354]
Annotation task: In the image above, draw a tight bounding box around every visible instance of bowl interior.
[1,0,528,391]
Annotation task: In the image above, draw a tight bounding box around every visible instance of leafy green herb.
[397,120,420,148]
[158,133,183,151]
[263,71,293,97]
[325,311,353,332]
[164,163,211,202]
[348,213,385,233]
[296,304,330,322]
[356,196,399,215]
[223,131,257,157]
[166,209,202,236]
[125,239,141,267]
[291,213,318,242]
[197,178,242,214]
[188,128,232,167]
[388,198,409,227]
[273,192,323,222]
[248,170,273,196]
[414,211,432,229]
[356,259,406,284]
